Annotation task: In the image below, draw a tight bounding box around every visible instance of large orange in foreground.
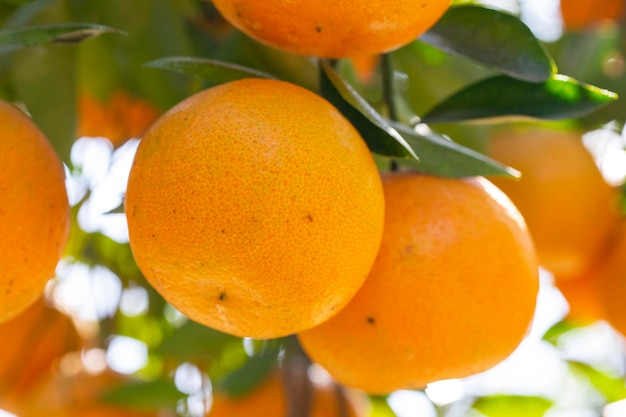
[487,128,620,279]
[298,173,539,393]
[0,101,70,323]
[125,78,384,339]
[211,0,452,58]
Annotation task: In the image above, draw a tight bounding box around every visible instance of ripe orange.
[0,101,70,323]
[125,78,385,339]
[207,371,365,417]
[298,173,539,394]
[0,296,81,406]
[78,90,161,148]
[211,0,452,58]
[595,223,626,337]
[561,0,624,31]
[487,127,620,280]
[555,271,607,325]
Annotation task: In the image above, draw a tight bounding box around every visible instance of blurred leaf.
[368,396,398,417]
[100,379,184,411]
[392,121,516,178]
[145,56,275,84]
[422,75,618,123]
[0,22,123,49]
[420,5,555,82]
[319,60,417,159]
[158,321,238,359]
[568,361,626,402]
[472,395,553,417]
[541,320,579,346]
[12,45,76,164]
[216,343,281,398]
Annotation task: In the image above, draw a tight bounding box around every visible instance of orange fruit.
[211,0,452,58]
[561,0,624,31]
[298,173,539,394]
[0,296,81,407]
[16,370,167,417]
[595,223,626,337]
[555,271,607,325]
[487,127,620,280]
[0,101,70,323]
[207,371,365,417]
[78,90,161,148]
[125,78,385,339]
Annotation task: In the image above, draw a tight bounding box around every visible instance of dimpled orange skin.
[561,0,624,30]
[211,0,452,58]
[207,372,363,417]
[125,78,385,339]
[298,173,539,394]
[487,128,620,280]
[0,101,70,323]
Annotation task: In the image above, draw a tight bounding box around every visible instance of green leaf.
[420,5,555,82]
[472,395,553,417]
[144,56,276,85]
[158,321,238,359]
[422,75,618,123]
[369,396,398,417]
[100,379,184,411]
[319,60,417,159]
[568,361,626,402]
[216,350,279,398]
[391,121,516,178]
[541,320,579,346]
[0,23,123,49]
[12,45,77,164]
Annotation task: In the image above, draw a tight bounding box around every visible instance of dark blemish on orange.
[219,292,226,301]
[305,214,313,222]
[315,26,322,33]
[367,316,375,324]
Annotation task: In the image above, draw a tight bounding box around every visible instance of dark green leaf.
[319,60,417,159]
[158,321,238,359]
[472,395,553,417]
[420,5,555,82]
[216,346,281,398]
[392,121,516,178]
[568,361,626,402]
[100,379,184,411]
[12,46,76,164]
[144,56,276,84]
[422,75,618,123]
[0,23,123,49]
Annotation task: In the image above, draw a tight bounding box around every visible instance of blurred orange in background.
[0,296,81,411]
[78,90,161,148]
[561,0,624,31]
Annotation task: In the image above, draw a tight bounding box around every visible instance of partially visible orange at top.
[211,0,452,58]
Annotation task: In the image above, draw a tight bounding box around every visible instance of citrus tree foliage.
[0,0,626,416]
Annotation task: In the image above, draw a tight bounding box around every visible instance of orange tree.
[0,1,626,416]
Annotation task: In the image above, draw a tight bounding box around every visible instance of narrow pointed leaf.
[422,75,618,123]
[144,56,276,84]
[0,23,123,49]
[568,361,626,402]
[392,122,517,178]
[319,60,417,159]
[421,5,555,82]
